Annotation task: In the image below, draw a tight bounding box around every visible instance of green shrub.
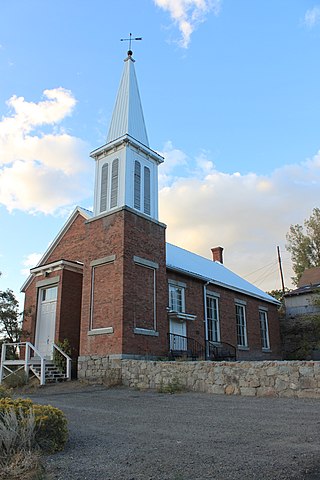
[0,398,68,453]
[53,339,72,374]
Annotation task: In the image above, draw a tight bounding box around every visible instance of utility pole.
[277,245,285,294]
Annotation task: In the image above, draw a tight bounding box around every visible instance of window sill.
[262,348,272,353]
[168,311,196,321]
[237,346,249,351]
[134,328,159,337]
[88,327,114,336]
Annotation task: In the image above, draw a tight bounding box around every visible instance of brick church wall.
[166,270,282,360]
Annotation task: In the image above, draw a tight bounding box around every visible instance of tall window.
[259,310,270,350]
[100,163,109,213]
[235,304,247,347]
[207,295,220,343]
[169,284,185,313]
[134,161,141,209]
[110,159,119,208]
[144,166,151,215]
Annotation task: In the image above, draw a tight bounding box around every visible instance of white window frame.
[206,294,220,343]
[235,303,248,348]
[169,283,185,313]
[259,309,270,350]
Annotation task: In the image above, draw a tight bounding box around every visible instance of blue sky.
[1,0,320,306]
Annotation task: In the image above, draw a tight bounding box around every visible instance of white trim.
[31,260,84,276]
[90,134,164,165]
[168,311,196,321]
[88,327,114,336]
[21,206,90,292]
[133,328,159,337]
[133,256,159,269]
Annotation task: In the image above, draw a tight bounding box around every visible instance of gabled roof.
[20,206,91,292]
[166,243,279,305]
[106,53,149,146]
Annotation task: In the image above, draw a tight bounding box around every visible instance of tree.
[286,207,320,285]
[0,288,25,359]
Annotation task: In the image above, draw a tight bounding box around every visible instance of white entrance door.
[35,286,58,358]
[169,319,187,350]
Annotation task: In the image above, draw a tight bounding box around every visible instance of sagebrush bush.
[3,369,28,388]
[0,408,42,480]
[0,385,12,399]
[0,398,68,453]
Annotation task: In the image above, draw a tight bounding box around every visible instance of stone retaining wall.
[78,356,320,398]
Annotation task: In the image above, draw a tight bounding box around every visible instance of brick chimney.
[211,246,224,264]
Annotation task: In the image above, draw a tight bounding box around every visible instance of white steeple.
[91,50,163,220]
[107,52,149,146]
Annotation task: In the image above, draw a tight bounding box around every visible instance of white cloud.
[304,6,320,28]
[0,88,91,214]
[154,0,221,47]
[159,144,320,291]
[21,252,42,276]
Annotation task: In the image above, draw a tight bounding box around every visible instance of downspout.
[203,281,210,359]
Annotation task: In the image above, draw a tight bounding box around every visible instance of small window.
[110,159,119,208]
[169,284,185,313]
[235,304,247,347]
[144,166,151,215]
[41,286,58,302]
[207,295,220,343]
[134,161,141,210]
[100,163,109,213]
[259,310,270,350]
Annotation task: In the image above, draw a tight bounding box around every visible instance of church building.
[21,49,282,376]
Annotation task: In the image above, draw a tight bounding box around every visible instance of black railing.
[168,333,205,360]
[168,334,237,361]
[206,341,237,361]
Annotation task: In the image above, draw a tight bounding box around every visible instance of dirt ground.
[20,382,320,480]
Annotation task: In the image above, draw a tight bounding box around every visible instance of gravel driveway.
[23,383,320,480]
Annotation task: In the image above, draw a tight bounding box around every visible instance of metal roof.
[106,54,149,146]
[166,243,279,305]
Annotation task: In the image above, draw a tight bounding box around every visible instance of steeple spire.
[106,50,149,146]
[91,45,164,221]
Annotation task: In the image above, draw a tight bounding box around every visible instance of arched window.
[100,163,108,213]
[110,159,119,208]
[134,161,141,210]
[144,166,151,215]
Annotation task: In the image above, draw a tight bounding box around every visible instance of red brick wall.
[166,270,282,360]
[91,262,116,330]
[58,269,82,358]
[122,209,168,357]
[79,211,125,356]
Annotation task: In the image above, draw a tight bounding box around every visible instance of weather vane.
[120,33,142,54]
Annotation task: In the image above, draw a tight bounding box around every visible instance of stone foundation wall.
[78,356,320,398]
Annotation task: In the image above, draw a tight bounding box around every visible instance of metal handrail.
[168,333,205,360]
[207,340,237,361]
[52,343,72,381]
